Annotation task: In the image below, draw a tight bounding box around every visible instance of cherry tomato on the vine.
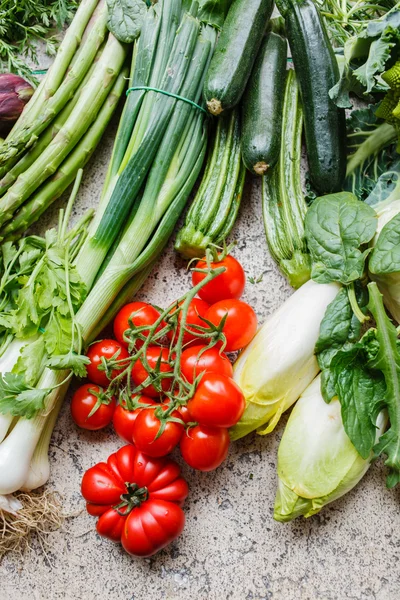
[113,395,157,443]
[205,299,257,352]
[131,346,173,397]
[132,404,184,457]
[187,373,245,428]
[113,302,164,349]
[180,344,233,384]
[177,404,192,425]
[167,298,210,345]
[86,339,129,387]
[71,384,116,431]
[192,255,245,303]
[180,425,230,471]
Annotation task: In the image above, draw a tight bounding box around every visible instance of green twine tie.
[126,86,208,116]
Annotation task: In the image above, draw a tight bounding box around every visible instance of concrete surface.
[1,111,400,600]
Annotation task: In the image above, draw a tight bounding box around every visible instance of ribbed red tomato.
[81,444,188,557]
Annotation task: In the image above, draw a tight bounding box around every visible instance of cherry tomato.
[187,373,245,428]
[71,384,116,431]
[131,346,173,397]
[205,299,258,352]
[180,425,230,471]
[113,395,157,443]
[132,404,184,457]
[180,344,233,384]
[81,444,188,556]
[177,404,192,424]
[167,298,210,345]
[86,339,130,387]
[113,301,164,348]
[192,255,245,303]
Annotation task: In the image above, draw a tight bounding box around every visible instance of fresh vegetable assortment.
[2,0,400,562]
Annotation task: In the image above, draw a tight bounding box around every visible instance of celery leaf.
[0,372,49,419]
[47,352,90,377]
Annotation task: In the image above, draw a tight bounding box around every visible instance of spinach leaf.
[106,0,147,43]
[304,192,377,284]
[330,340,385,459]
[198,0,233,29]
[367,282,400,488]
[369,211,400,274]
[315,286,366,401]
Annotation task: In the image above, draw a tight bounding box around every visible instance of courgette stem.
[262,69,310,289]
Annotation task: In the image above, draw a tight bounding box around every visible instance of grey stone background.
[1,105,400,600]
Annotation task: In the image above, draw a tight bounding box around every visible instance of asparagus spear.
[9,0,101,138]
[0,0,109,168]
[0,68,128,241]
[0,57,101,196]
[0,34,127,229]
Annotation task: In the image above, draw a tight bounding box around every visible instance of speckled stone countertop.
[1,111,400,600]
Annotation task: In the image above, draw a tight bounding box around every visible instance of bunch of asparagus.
[0,0,128,241]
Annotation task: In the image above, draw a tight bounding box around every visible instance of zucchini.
[203,0,274,116]
[241,30,288,175]
[277,0,346,194]
[263,69,310,289]
[175,108,245,259]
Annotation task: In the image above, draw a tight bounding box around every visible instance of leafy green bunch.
[305,189,400,488]
[0,191,93,418]
[0,0,78,83]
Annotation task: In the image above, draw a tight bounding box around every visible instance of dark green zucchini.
[277,0,346,194]
[203,0,274,116]
[241,31,288,175]
[175,108,245,259]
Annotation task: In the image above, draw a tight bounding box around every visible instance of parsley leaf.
[0,372,50,419]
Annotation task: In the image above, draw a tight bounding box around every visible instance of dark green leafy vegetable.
[370,212,400,275]
[315,286,365,401]
[329,11,400,108]
[304,192,377,285]
[367,282,400,488]
[106,0,148,43]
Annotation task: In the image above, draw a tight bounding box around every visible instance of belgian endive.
[274,375,387,522]
[230,280,340,440]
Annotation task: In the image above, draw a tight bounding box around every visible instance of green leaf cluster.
[304,192,377,284]
[329,11,400,109]
[0,0,78,84]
